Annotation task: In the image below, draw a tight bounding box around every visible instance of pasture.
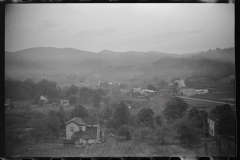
[10,139,197,157]
[191,91,235,104]
[182,98,235,113]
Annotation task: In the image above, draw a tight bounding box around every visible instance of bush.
[105,128,117,135]
[118,124,131,140]
[132,127,155,144]
[174,118,201,148]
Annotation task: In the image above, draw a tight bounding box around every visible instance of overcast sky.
[5,4,234,54]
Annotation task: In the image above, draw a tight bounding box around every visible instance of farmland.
[191,91,235,104]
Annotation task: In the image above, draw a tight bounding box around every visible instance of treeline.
[5,78,106,107]
[5,78,61,101]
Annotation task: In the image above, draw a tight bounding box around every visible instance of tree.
[78,87,94,104]
[93,92,101,108]
[163,97,188,122]
[66,85,79,97]
[102,106,114,121]
[171,77,179,83]
[46,113,61,139]
[174,118,201,148]
[210,104,236,137]
[137,108,155,128]
[217,111,236,137]
[210,104,233,116]
[68,94,78,105]
[112,101,131,129]
[154,125,171,145]
[118,124,131,140]
[70,104,89,119]
[174,82,179,87]
[147,84,156,91]
[132,127,154,144]
[187,108,203,128]
[55,106,67,129]
[158,80,168,89]
[30,115,47,143]
[155,114,163,126]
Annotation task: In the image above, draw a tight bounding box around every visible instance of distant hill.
[5,47,235,84]
[5,47,178,77]
[179,47,235,64]
[94,47,235,84]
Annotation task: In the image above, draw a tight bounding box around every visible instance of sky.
[5,4,234,54]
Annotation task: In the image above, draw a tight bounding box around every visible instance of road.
[175,96,235,106]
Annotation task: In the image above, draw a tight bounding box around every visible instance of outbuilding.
[105,133,118,145]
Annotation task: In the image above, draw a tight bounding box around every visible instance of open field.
[191,91,235,104]
[10,138,198,157]
[182,98,235,113]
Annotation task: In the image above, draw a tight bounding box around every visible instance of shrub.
[132,127,155,144]
[118,124,131,140]
[105,128,117,135]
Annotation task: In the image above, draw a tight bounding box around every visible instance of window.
[70,127,74,132]
[79,127,82,131]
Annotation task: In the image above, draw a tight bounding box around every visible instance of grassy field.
[191,91,235,104]
[182,99,220,113]
[10,138,198,157]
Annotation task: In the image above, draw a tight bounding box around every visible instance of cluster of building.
[64,117,120,146]
[97,81,155,99]
[172,79,209,96]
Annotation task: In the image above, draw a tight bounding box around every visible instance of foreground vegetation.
[6,95,236,157]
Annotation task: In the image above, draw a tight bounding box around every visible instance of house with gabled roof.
[207,114,218,137]
[65,117,100,144]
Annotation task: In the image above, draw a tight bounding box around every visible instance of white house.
[65,117,100,144]
[207,114,218,137]
[196,89,209,94]
[178,88,196,96]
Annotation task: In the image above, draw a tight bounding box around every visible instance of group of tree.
[5,78,61,102]
[5,106,68,155]
[210,104,236,137]
[162,97,209,148]
[5,78,106,108]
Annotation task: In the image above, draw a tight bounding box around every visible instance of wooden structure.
[105,133,118,145]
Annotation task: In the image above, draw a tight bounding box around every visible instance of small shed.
[105,133,118,145]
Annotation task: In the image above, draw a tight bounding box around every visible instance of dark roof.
[208,114,218,121]
[65,117,87,126]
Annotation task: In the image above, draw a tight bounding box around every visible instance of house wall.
[208,119,215,137]
[180,89,196,96]
[66,122,80,140]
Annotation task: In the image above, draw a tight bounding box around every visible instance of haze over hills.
[5,47,235,84]
[5,47,179,76]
